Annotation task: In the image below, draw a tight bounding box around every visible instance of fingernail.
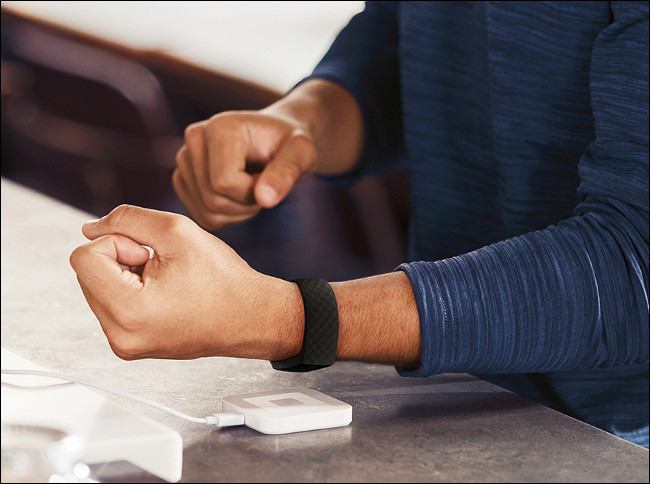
[143,245,154,259]
[257,185,279,207]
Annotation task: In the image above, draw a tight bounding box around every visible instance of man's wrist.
[257,277,304,362]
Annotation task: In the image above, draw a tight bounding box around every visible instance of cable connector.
[204,412,245,427]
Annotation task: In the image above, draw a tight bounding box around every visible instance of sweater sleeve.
[398,2,649,376]
[305,1,404,182]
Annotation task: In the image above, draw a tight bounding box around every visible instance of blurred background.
[1,1,409,282]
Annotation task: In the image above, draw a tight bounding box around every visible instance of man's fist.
[70,205,303,361]
[173,110,318,231]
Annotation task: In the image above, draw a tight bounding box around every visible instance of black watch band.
[271,278,339,372]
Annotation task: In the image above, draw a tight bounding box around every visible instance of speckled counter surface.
[2,177,648,483]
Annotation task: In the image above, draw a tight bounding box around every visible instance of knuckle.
[69,245,88,271]
[183,124,207,158]
[208,110,241,125]
[184,121,204,141]
[111,203,132,214]
[184,138,205,163]
[206,111,251,140]
[107,204,153,232]
[175,146,188,169]
[203,194,227,213]
[203,220,224,232]
[172,169,190,198]
[211,210,258,229]
[208,111,228,123]
[165,212,193,234]
[209,169,245,195]
[171,169,182,192]
[106,204,133,227]
[205,113,229,133]
[202,215,230,231]
[210,175,234,194]
[199,207,254,231]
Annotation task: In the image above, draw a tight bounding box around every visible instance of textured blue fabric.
[309,1,649,447]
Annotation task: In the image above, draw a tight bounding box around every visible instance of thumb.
[255,133,317,208]
[70,234,151,304]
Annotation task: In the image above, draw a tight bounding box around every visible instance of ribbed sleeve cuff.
[395,261,444,377]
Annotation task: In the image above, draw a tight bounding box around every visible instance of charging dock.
[222,387,352,435]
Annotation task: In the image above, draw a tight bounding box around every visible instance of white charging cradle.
[221,387,352,435]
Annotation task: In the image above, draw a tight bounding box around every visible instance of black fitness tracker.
[271,278,339,372]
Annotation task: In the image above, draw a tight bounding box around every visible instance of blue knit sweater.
[309,1,649,447]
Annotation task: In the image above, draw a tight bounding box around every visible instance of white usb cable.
[1,369,245,428]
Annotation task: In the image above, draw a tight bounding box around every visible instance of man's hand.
[173,110,318,231]
[172,79,364,232]
[69,205,304,361]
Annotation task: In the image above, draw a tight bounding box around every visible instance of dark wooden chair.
[1,16,182,216]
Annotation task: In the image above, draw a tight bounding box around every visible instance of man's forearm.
[262,78,364,176]
[332,272,421,369]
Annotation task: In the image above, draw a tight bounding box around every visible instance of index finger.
[81,205,186,251]
[205,121,258,205]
